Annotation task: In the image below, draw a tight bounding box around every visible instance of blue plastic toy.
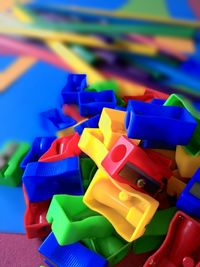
[40,108,77,130]
[20,136,56,170]
[140,140,176,150]
[125,100,197,146]
[176,168,200,219]
[39,232,108,267]
[150,99,165,105]
[115,106,127,111]
[22,157,84,202]
[62,74,87,104]
[74,115,100,135]
[79,91,117,116]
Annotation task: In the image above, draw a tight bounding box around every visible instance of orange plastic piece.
[176,146,200,178]
[153,149,176,170]
[83,168,159,242]
[167,172,186,198]
[78,128,108,168]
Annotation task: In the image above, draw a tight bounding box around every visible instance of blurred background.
[0,0,200,145]
[0,0,200,266]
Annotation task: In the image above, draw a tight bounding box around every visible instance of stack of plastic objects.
[19,74,200,267]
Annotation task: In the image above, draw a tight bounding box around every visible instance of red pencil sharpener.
[101,135,172,195]
[23,186,51,239]
[144,211,200,267]
[39,132,81,162]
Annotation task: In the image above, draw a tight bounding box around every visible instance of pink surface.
[0,233,151,267]
[0,36,71,71]
[0,233,44,267]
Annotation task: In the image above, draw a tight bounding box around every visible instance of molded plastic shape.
[164,93,200,155]
[0,142,30,186]
[74,115,100,135]
[80,158,97,191]
[39,232,108,267]
[39,133,81,162]
[102,136,172,195]
[126,100,197,146]
[176,168,200,218]
[47,194,113,246]
[132,207,177,254]
[22,157,83,202]
[175,145,200,178]
[62,74,87,104]
[167,174,186,198]
[144,211,200,267]
[79,91,117,116]
[78,128,108,168]
[83,168,159,242]
[83,234,131,266]
[98,108,128,150]
[41,108,77,130]
[23,186,51,239]
[20,136,56,170]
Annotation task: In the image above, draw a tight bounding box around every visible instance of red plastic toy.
[62,104,85,122]
[123,88,168,103]
[101,136,172,195]
[23,186,51,239]
[144,211,200,267]
[39,133,81,162]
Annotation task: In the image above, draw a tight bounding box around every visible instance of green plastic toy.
[164,94,200,155]
[46,194,114,246]
[86,80,126,107]
[83,234,131,266]
[0,142,30,186]
[80,158,98,191]
[132,207,177,254]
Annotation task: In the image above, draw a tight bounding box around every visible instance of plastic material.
[78,128,108,168]
[63,104,84,122]
[80,158,97,191]
[20,136,56,170]
[167,171,186,198]
[144,211,200,267]
[62,74,87,104]
[41,108,77,130]
[0,142,30,186]
[133,207,177,254]
[39,232,108,267]
[39,133,81,162]
[176,168,200,218]
[83,234,131,266]
[175,145,200,178]
[126,100,197,146]
[98,108,132,150]
[79,91,117,116]
[23,157,84,202]
[74,115,100,135]
[102,136,172,195]
[47,194,113,246]
[86,80,118,95]
[164,94,200,155]
[23,186,51,239]
[83,168,159,242]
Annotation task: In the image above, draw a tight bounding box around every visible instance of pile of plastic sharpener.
[2,74,200,267]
